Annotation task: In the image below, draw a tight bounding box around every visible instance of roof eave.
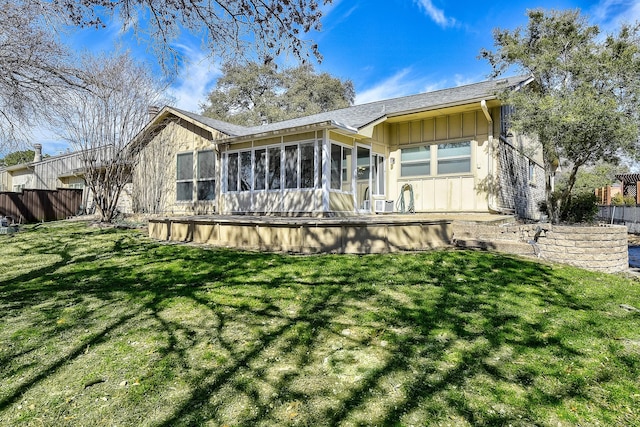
[221,121,338,144]
[5,163,33,172]
[386,96,501,119]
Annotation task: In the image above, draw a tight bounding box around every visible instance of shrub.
[539,191,598,223]
[563,192,599,223]
[611,193,625,206]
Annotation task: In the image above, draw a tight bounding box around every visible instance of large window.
[400,146,430,177]
[437,141,471,174]
[177,150,216,201]
[224,141,319,193]
[400,141,472,177]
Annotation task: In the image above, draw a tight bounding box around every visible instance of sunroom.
[219,127,387,217]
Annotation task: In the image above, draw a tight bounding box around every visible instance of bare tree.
[131,116,177,214]
[54,53,168,222]
[53,0,333,69]
[0,1,78,153]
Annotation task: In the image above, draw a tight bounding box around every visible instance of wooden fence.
[0,188,83,223]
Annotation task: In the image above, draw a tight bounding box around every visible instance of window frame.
[176,150,217,202]
[399,140,473,178]
[176,151,194,202]
[400,145,431,178]
[436,141,472,175]
[372,154,385,196]
[223,140,320,194]
[196,150,216,201]
[330,142,352,192]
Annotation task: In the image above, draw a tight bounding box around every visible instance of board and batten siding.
[385,109,492,213]
[132,118,218,215]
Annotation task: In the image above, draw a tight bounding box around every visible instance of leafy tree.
[201,61,354,126]
[556,161,629,195]
[480,9,640,223]
[53,53,168,223]
[52,0,332,68]
[0,150,35,167]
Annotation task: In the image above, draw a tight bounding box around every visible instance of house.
[0,144,132,214]
[132,75,545,219]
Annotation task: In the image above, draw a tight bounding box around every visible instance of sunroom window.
[284,145,298,189]
[226,152,239,192]
[224,141,319,193]
[268,147,281,190]
[254,149,267,191]
[300,142,315,189]
[330,144,352,190]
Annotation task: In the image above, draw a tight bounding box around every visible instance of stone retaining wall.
[526,224,628,273]
[453,222,628,273]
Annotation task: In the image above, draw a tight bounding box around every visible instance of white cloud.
[413,0,455,28]
[591,0,640,30]
[355,69,416,104]
[168,45,222,112]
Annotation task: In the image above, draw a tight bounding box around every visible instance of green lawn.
[0,221,639,426]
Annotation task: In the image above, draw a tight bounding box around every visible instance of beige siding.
[132,118,217,215]
[386,110,492,213]
[329,131,354,146]
[0,169,9,191]
[329,192,354,213]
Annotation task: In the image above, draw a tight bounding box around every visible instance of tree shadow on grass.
[0,223,639,426]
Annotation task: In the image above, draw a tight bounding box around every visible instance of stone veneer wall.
[453,222,628,274]
[527,224,628,273]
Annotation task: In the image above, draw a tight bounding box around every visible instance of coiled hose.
[396,183,415,214]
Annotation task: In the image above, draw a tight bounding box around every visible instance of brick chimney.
[33,144,42,163]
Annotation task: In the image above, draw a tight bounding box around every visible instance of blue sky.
[39,0,640,155]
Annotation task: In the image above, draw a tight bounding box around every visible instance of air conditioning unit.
[374,199,394,214]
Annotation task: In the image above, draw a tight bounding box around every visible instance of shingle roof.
[171,108,249,137]
[169,75,531,139]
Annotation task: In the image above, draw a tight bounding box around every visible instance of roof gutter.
[330,120,358,135]
[481,100,514,215]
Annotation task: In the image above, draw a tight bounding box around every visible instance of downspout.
[481,100,513,215]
